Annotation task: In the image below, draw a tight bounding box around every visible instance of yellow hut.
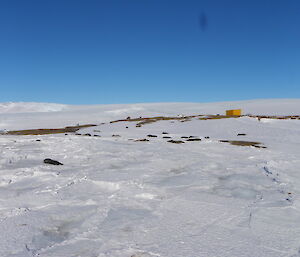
[226,109,242,116]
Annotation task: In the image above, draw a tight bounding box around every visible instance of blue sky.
[0,0,299,104]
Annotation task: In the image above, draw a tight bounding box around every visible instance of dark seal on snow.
[44,158,63,165]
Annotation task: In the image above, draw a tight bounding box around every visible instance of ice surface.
[0,100,300,256]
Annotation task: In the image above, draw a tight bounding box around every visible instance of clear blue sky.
[0,0,299,104]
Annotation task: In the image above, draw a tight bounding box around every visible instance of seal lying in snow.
[43,158,63,165]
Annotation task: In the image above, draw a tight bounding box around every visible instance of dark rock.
[163,136,172,139]
[112,134,121,137]
[126,126,129,129]
[167,140,185,144]
[94,134,101,137]
[36,139,41,142]
[237,133,246,136]
[181,136,189,139]
[162,132,169,134]
[204,136,210,139]
[147,135,157,137]
[84,133,91,136]
[44,158,63,165]
[135,139,149,142]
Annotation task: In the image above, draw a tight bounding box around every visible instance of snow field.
[0,100,300,256]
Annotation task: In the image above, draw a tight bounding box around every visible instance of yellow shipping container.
[226,109,242,116]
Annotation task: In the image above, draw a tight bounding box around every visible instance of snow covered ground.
[0,99,299,131]
[0,99,300,257]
